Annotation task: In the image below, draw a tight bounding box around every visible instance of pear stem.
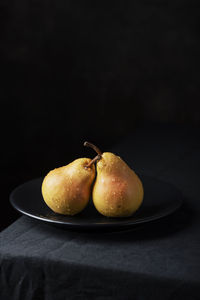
[85,155,101,169]
[84,141,102,156]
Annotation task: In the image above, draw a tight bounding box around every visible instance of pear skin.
[42,158,95,215]
[93,152,144,217]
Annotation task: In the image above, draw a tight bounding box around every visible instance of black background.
[1,0,200,231]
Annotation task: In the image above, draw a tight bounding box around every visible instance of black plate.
[10,176,182,231]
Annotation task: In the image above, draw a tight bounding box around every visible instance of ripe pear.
[41,157,98,215]
[84,142,144,217]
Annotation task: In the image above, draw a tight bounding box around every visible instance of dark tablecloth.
[1,125,200,300]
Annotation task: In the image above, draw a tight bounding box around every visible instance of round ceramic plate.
[10,175,182,231]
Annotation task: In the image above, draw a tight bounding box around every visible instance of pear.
[84,142,144,217]
[41,157,99,215]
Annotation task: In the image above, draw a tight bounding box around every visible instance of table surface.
[1,125,200,300]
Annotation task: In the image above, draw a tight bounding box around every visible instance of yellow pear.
[84,142,144,217]
[41,157,98,215]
